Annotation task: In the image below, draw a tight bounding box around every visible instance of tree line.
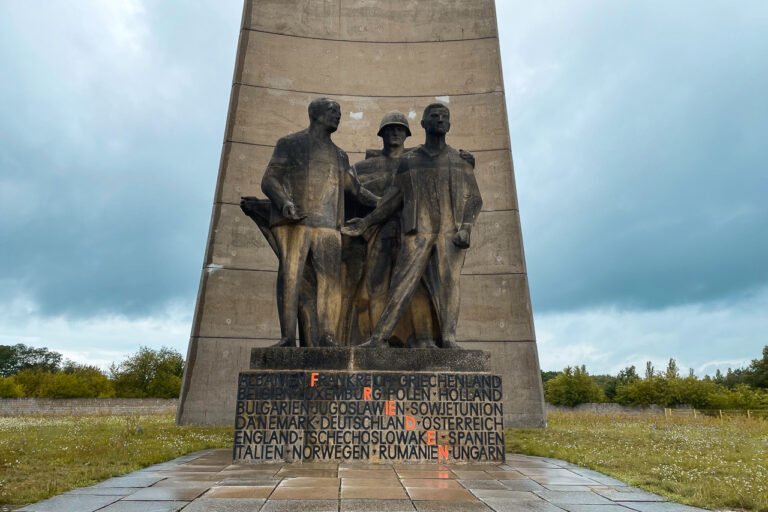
[543,345,768,409]
[0,344,184,399]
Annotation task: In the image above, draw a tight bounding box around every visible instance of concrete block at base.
[459,341,547,428]
[177,337,276,425]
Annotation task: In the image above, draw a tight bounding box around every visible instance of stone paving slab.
[182,498,266,512]
[17,495,121,512]
[553,506,636,512]
[414,502,494,512]
[98,501,189,512]
[15,449,709,512]
[64,487,144,496]
[340,499,416,512]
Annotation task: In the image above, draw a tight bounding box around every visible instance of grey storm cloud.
[0,1,242,318]
[0,0,766,326]
[498,1,768,313]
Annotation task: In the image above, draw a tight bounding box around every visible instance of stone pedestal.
[233,347,505,464]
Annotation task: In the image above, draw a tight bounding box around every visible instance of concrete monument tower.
[177,0,546,428]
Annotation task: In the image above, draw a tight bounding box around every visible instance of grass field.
[0,414,231,506]
[507,411,768,511]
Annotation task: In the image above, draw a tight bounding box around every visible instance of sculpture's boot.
[272,337,296,348]
[410,337,439,349]
[358,337,389,348]
[317,334,338,347]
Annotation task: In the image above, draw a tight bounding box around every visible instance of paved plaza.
[17,449,705,512]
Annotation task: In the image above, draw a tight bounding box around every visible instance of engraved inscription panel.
[234,371,505,463]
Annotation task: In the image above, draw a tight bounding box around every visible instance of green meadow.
[0,415,231,506]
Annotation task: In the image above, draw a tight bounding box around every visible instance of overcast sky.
[0,1,766,375]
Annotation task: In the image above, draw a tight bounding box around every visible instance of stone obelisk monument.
[177,0,546,428]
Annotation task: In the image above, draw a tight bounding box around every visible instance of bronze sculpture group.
[241,98,482,349]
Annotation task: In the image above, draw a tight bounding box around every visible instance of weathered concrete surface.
[179,338,275,424]
[244,0,499,42]
[467,341,546,428]
[178,0,546,428]
[226,86,512,152]
[238,31,503,96]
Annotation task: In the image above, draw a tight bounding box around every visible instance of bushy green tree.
[708,384,768,410]
[715,367,749,389]
[644,361,656,380]
[110,347,184,398]
[13,369,48,396]
[0,376,23,398]
[613,354,768,409]
[13,364,114,398]
[601,366,641,400]
[615,364,668,407]
[0,344,63,376]
[666,375,720,408]
[615,378,667,406]
[665,358,680,380]
[744,345,768,389]
[545,366,605,406]
[589,374,617,399]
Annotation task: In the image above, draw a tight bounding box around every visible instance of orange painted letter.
[310,372,319,387]
[438,445,449,461]
[385,400,396,416]
[363,387,372,400]
[405,416,416,430]
[426,430,436,445]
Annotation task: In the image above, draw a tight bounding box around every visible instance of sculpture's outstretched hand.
[453,228,470,249]
[342,218,369,237]
[282,202,303,221]
[240,197,257,216]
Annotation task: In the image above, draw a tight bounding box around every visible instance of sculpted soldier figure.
[343,103,483,349]
[348,112,431,341]
[261,97,376,347]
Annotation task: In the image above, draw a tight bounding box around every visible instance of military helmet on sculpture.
[377,111,411,137]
